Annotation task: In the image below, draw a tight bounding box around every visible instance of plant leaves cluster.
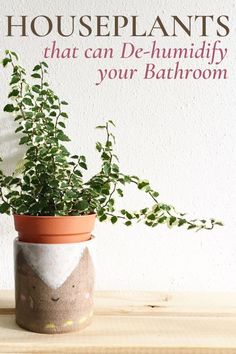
[0,51,223,231]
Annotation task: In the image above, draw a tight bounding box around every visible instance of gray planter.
[14,237,95,333]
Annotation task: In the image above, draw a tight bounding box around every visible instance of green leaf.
[0,203,10,214]
[99,214,107,222]
[111,216,118,224]
[4,176,12,184]
[4,104,15,112]
[57,132,70,142]
[74,170,82,177]
[25,121,33,130]
[58,122,66,128]
[50,147,58,154]
[188,225,196,230]
[145,220,154,226]
[108,120,116,127]
[32,85,40,93]
[112,164,119,172]
[35,136,43,143]
[101,152,110,160]
[178,219,186,227]
[169,216,176,226]
[77,200,89,210]
[61,101,68,105]
[117,188,123,197]
[158,216,167,224]
[25,112,33,118]
[17,205,29,214]
[138,180,150,190]
[35,112,45,118]
[41,61,48,68]
[15,115,23,121]
[79,162,87,170]
[147,213,156,220]
[31,73,41,79]
[125,212,133,220]
[8,89,19,98]
[15,126,23,133]
[152,191,159,198]
[19,136,29,145]
[60,112,68,118]
[33,65,41,71]
[22,98,33,106]
[10,76,20,85]
[23,175,30,184]
[10,52,19,60]
[2,58,12,67]
[48,97,54,104]
[124,175,131,183]
[214,221,223,226]
[103,163,110,174]
[96,142,102,152]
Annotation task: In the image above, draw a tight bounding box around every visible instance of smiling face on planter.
[15,241,95,333]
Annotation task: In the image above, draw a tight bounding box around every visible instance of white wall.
[0,0,236,291]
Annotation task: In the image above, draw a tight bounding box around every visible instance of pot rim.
[13,213,96,219]
[14,235,95,246]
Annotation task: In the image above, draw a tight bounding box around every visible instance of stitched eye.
[32,286,36,290]
[72,285,75,288]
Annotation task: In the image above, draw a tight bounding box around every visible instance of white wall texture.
[0,0,236,291]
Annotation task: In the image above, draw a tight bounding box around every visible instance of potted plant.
[0,51,222,334]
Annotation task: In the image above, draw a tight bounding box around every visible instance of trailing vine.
[0,51,222,231]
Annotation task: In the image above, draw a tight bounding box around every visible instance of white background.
[0,0,235,291]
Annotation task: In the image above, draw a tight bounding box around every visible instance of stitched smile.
[51,297,60,302]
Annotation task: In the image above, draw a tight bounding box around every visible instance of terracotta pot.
[13,214,96,244]
[14,237,95,334]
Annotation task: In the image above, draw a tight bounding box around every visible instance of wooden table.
[0,291,236,353]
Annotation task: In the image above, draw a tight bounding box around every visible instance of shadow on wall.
[0,113,25,175]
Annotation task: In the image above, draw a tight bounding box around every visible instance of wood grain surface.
[0,291,236,353]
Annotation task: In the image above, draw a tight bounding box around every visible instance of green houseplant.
[0,51,222,334]
[0,50,222,230]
